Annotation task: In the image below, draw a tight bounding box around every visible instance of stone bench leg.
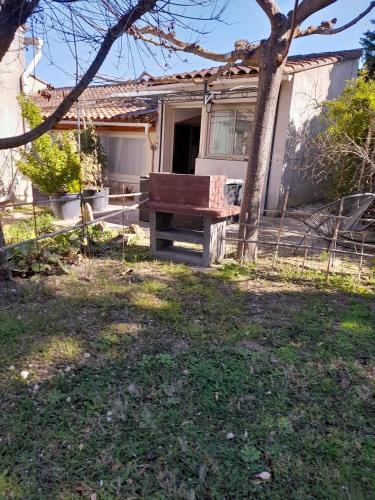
[150,211,174,254]
[202,216,226,266]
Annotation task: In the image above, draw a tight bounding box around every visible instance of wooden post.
[301,233,311,274]
[272,190,289,270]
[0,217,11,280]
[327,198,344,276]
[357,233,366,282]
[32,202,43,279]
[122,185,126,261]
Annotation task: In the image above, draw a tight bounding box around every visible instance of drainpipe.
[158,99,164,172]
[21,37,43,94]
[144,123,157,173]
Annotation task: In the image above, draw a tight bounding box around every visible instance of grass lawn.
[0,243,374,499]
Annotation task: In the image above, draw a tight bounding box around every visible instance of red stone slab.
[147,201,241,219]
[149,173,226,208]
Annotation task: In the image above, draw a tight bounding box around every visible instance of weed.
[0,250,374,498]
[213,261,256,281]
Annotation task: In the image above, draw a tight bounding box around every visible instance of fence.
[224,193,375,282]
[1,191,375,283]
[0,192,147,282]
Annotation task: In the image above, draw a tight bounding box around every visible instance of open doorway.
[172,110,201,174]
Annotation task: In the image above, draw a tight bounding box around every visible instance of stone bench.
[147,174,241,266]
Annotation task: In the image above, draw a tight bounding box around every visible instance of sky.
[31,0,374,88]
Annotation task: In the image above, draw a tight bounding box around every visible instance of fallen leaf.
[254,471,271,481]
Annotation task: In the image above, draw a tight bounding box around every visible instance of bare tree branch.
[0,0,157,150]
[131,26,237,63]
[296,0,337,24]
[283,0,299,56]
[296,1,375,37]
[130,25,261,64]
[256,0,281,23]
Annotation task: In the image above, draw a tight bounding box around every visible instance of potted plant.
[80,125,109,211]
[17,96,81,220]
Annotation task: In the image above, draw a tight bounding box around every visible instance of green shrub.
[79,125,107,189]
[309,77,375,199]
[4,212,54,243]
[17,96,81,195]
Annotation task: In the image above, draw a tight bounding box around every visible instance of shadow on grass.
[0,245,374,499]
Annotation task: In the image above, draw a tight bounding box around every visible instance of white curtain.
[233,110,254,155]
[106,137,148,176]
[208,111,235,156]
[207,109,254,157]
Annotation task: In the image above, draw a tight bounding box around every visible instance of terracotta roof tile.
[145,49,362,82]
[34,82,157,123]
[35,49,361,124]
[284,49,362,74]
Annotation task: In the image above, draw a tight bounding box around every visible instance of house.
[34,82,158,195]
[149,49,361,211]
[0,31,43,202]
[36,48,361,210]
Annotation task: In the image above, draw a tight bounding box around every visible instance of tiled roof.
[284,49,362,74]
[34,82,157,123]
[35,49,361,124]
[145,49,362,83]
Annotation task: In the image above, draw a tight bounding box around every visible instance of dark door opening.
[172,123,200,174]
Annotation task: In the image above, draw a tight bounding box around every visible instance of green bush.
[4,212,54,244]
[79,125,107,190]
[311,77,375,199]
[17,96,81,195]
[4,214,119,278]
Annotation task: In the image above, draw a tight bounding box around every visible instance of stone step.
[155,228,204,245]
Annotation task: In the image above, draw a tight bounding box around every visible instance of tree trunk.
[0,0,157,150]
[237,39,286,262]
[0,220,11,280]
[0,0,40,64]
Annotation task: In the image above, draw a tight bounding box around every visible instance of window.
[100,136,148,177]
[207,108,254,158]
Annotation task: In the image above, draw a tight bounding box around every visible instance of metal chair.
[295,193,375,253]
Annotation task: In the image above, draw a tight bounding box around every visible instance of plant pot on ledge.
[50,193,81,220]
[82,187,109,212]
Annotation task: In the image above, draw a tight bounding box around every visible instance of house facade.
[35,49,360,210]
[151,50,360,210]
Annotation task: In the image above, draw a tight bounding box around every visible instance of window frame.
[205,105,254,161]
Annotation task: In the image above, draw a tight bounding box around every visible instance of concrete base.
[150,211,226,266]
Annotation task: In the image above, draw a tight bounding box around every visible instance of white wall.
[266,58,359,211]
[195,158,247,181]
[0,32,32,201]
